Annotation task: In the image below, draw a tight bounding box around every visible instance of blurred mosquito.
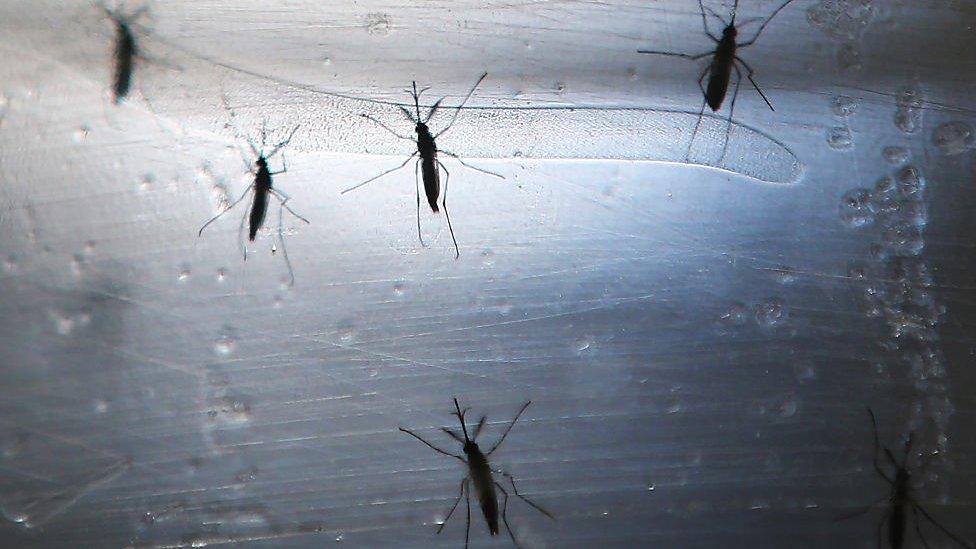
[341,73,502,259]
[198,99,308,286]
[835,409,971,549]
[100,1,147,104]
[638,0,797,162]
[399,398,553,548]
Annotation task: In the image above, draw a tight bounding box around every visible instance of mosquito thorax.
[723,25,737,39]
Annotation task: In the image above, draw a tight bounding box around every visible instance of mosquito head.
[255,156,267,170]
[722,24,737,39]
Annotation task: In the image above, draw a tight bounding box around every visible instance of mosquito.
[198,112,309,287]
[835,409,971,549]
[341,73,502,259]
[399,398,553,548]
[638,0,797,161]
[101,1,147,104]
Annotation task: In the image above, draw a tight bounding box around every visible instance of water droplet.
[216,268,228,282]
[895,108,922,134]
[3,255,17,274]
[178,265,191,281]
[666,398,682,414]
[337,320,357,342]
[322,57,332,66]
[869,176,900,214]
[882,222,924,256]
[575,336,592,353]
[931,121,975,155]
[70,254,85,277]
[826,126,852,149]
[647,483,656,491]
[882,146,909,166]
[830,96,858,117]
[770,265,797,285]
[93,399,109,414]
[72,125,90,143]
[896,166,924,200]
[755,298,788,328]
[392,282,406,296]
[839,188,875,228]
[335,533,344,543]
[778,398,798,418]
[207,396,251,424]
[141,511,156,525]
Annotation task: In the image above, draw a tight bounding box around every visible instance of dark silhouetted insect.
[341,73,502,259]
[101,2,148,104]
[399,398,553,548]
[198,118,309,287]
[638,0,797,160]
[836,409,971,549]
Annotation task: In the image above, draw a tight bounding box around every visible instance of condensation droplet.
[882,222,924,256]
[830,96,858,117]
[178,265,191,281]
[755,298,788,328]
[721,302,749,326]
[826,126,852,149]
[896,166,924,200]
[93,399,109,414]
[335,533,344,543]
[779,398,798,418]
[647,483,656,491]
[213,327,238,356]
[839,188,875,228]
[322,57,332,67]
[72,125,90,143]
[882,146,909,166]
[216,268,228,282]
[931,121,975,155]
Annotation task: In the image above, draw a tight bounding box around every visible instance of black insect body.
[837,409,972,549]
[101,3,147,104]
[637,0,796,159]
[198,123,309,286]
[342,73,502,259]
[399,399,553,548]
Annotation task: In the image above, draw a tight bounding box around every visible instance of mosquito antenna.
[731,0,739,26]
[453,398,471,442]
[743,0,798,44]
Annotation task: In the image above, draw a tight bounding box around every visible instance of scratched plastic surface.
[1,1,975,548]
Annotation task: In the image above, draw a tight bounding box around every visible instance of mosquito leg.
[199,185,253,236]
[441,427,464,444]
[439,150,504,179]
[471,416,488,441]
[464,481,471,549]
[270,153,288,176]
[734,56,775,111]
[437,478,467,534]
[684,66,710,162]
[877,510,890,549]
[398,427,466,462]
[238,198,250,261]
[360,113,415,141]
[424,97,445,124]
[698,0,723,40]
[276,203,297,287]
[718,63,743,165]
[738,0,800,47]
[341,152,418,194]
[415,158,427,248]
[914,506,934,549]
[434,72,488,139]
[485,401,531,456]
[867,409,895,484]
[914,503,972,548]
[636,49,713,60]
[495,483,523,549]
[492,471,554,519]
[266,125,300,159]
[437,161,460,259]
[270,191,310,225]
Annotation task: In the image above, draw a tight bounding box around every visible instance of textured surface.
[1,1,975,547]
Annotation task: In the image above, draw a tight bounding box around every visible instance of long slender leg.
[442,427,464,444]
[435,72,488,139]
[270,190,310,225]
[342,152,418,194]
[718,63,743,165]
[698,0,723,40]
[424,97,445,124]
[684,66,710,162]
[492,471,554,519]
[485,401,531,456]
[833,495,887,522]
[266,125,301,159]
[270,153,288,176]
[867,409,895,483]
[439,150,504,179]
[464,479,471,549]
[360,113,414,141]
[398,105,417,124]
[495,483,522,549]
[877,510,890,549]
[914,503,971,548]
[636,50,713,60]
[238,197,250,261]
[415,158,427,248]
[914,506,934,549]
[735,56,775,111]
[738,0,800,47]
[199,185,253,236]
[276,203,297,287]
[437,161,460,259]
[398,427,466,462]
[437,478,467,534]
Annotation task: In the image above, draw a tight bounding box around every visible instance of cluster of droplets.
[806,0,876,71]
